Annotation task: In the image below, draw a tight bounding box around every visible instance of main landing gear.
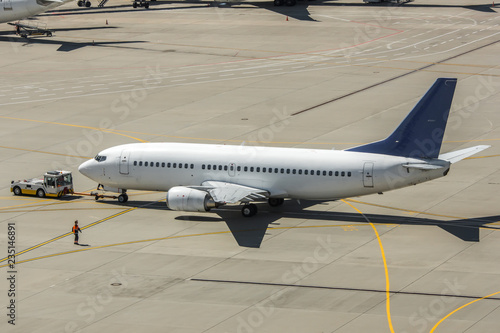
[241,198,285,217]
[274,0,296,6]
[77,0,92,7]
[241,204,258,217]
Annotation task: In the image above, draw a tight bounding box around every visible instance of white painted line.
[39,94,56,97]
[119,85,135,88]
[375,56,387,58]
[52,88,65,91]
[219,73,234,77]
[424,47,430,50]
[90,83,106,87]
[440,41,447,44]
[65,91,83,94]
[243,71,259,74]
[72,86,84,89]
[11,96,29,100]
[171,79,186,82]
[268,68,283,71]
[291,66,305,69]
[196,77,210,80]
[394,53,406,56]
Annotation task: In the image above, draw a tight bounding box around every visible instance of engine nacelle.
[166,187,218,212]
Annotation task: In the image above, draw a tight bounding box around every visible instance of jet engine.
[166,187,219,212]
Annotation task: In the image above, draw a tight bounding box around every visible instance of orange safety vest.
[72,225,79,233]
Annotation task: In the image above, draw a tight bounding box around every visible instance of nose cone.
[78,159,97,180]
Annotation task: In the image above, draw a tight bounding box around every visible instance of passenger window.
[150,162,153,167]
[256,167,260,172]
[224,165,227,171]
[145,162,148,167]
[230,165,234,171]
[237,166,241,171]
[269,168,273,173]
[213,165,216,170]
[341,171,345,177]
[139,161,143,166]
[298,169,302,175]
[202,164,205,170]
[218,165,222,171]
[292,169,296,174]
[156,162,160,167]
[281,168,284,174]
[305,170,308,175]
[329,171,332,176]
[191,164,194,169]
[274,168,278,173]
[244,166,248,172]
[167,163,171,168]
[263,167,266,172]
[179,163,183,169]
[162,162,165,167]
[335,171,339,176]
[348,172,351,177]
[207,165,211,170]
[133,161,137,166]
[250,167,254,172]
[173,163,177,168]
[323,171,326,176]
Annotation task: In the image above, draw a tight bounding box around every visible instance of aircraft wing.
[190,181,269,204]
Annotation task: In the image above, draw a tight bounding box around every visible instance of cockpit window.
[94,155,107,162]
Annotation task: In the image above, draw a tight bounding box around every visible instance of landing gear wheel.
[46,31,52,37]
[241,204,257,217]
[36,189,46,198]
[85,1,91,7]
[13,187,22,196]
[133,1,137,7]
[118,193,128,203]
[144,2,149,8]
[274,0,284,5]
[95,195,99,201]
[268,198,284,207]
[77,0,83,6]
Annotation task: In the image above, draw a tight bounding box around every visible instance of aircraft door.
[119,150,130,175]
[363,162,374,188]
[228,163,236,177]
[3,0,13,10]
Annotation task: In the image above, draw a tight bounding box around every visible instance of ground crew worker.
[72,220,82,245]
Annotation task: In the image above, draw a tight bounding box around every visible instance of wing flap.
[191,181,269,204]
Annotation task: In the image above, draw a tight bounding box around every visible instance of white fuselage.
[79,143,450,200]
[0,0,71,24]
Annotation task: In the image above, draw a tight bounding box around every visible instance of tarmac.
[1,0,500,332]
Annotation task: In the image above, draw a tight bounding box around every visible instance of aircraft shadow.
[0,34,146,52]
[97,198,498,247]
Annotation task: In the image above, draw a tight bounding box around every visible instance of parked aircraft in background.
[0,0,73,24]
[79,78,489,217]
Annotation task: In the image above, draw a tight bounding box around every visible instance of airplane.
[78,78,490,217]
[0,0,73,24]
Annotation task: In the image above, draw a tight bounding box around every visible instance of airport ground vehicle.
[11,171,74,198]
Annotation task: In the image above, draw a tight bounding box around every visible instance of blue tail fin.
[347,78,457,159]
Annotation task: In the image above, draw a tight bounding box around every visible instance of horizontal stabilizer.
[439,145,490,164]
[403,163,446,170]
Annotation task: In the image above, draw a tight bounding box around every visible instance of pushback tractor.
[11,170,74,198]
